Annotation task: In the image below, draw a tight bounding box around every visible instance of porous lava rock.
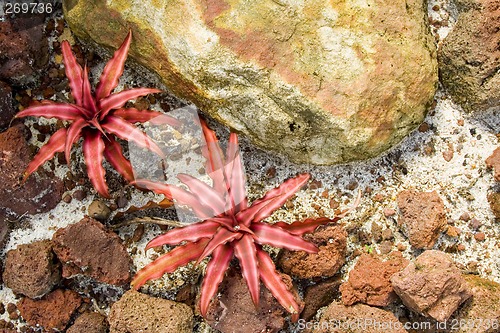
[340,252,409,307]
[17,289,82,332]
[278,224,347,279]
[396,190,447,249]
[301,276,342,321]
[2,240,61,299]
[63,0,437,165]
[390,250,472,322]
[52,217,132,285]
[0,81,15,129]
[0,124,64,219]
[309,301,407,333]
[486,147,500,182]
[67,312,109,333]
[205,268,301,333]
[108,290,193,333]
[439,0,500,112]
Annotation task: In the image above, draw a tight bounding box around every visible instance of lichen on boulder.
[63,0,437,165]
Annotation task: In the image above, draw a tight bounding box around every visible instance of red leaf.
[95,30,132,101]
[16,102,85,121]
[256,248,300,315]
[65,118,87,164]
[177,174,226,216]
[131,239,209,290]
[98,88,161,119]
[145,221,220,249]
[101,115,164,157]
[225,133,247,212]
[81,65,98,115]
[233,234,260,307]
[61,41,84,106]
[132,179,173,199]
[24,128,67,180]
[200,118,226,194]
[103,137,135,183]
[199,244,233,317]
[252,223,318,253]
[196,227,241,264]
[113,108,182,127]
[82,130,109,198]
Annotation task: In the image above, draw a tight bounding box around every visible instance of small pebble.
[62,194,72,204]
[418,122,430,132]
[474,232,486,242]
[88,200,111,221]
[373,193,385,202]
[381,228,393,240]
[73,189,87,201]
[443,149,454,162]
[446,226,460,238]
[378,240,393,254]
[329,198,340,209]
[116,195,128,208]
[457,244,466,251]
[469,218,482,230]
[459,212,471,221]
[397,243,407,251]
[383,208,396,217]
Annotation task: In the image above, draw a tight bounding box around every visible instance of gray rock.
[63,0,437,165]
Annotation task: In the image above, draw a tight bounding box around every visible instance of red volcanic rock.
[52,217,132,285]
[301,276,342,321]
[486,147,500,182]
[278,225,347,279]
[67,312,109,333]
[397,190,447,249]
[3,240,61,298]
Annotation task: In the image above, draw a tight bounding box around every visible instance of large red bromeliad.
[132,119,357,319]
[15,31,178,198]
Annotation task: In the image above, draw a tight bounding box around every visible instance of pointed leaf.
[113,108,181,127]
[65,118,87,164]
[81,65,98,115]
[225,133,248,212]
[101,115,164,157]
[177,174,226,216]
[274,217,336,236]
[256,248,300,315]
[199,244,233,317]
[99,88,161,119]
[61,41,84,106]
[23,128,67,180]
[131,239,209,289]
[199,118,226,194]
[82,130,109,198]
[95,30,132,101]
[252,223,318,253]
[252,173,310,207]
[16,102,85,121]
[145,221,219,249]
[132,179,173,199]
[103,137,135,183]
[196,227,241,264]
[233,234,260,307]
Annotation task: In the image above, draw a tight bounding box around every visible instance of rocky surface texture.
[301,276,341,321]
[17,289,82,331]
[62,0,437,165]
[0,81,15,129]
[340,252,409,307]
[108,290,193,333]
[2,240,60,299]
[396,190,447,249]
[486,147,500,181]
[52,217,132,285]
[205,268,300,333]
[66,312,109,333]
[391,250,472,322]
[309,301,408,333]
[438,0,499,112]
[278,224,347,279]
[0,124,64,219]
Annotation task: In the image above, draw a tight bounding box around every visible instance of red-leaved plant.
[131,119,357,319]
[15,31,179,197]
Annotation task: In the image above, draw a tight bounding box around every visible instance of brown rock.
[88,200,112,221]
[17,289,82,331]
[0,124,64,219]
[0,16,49,85]
[488,191,500,219]
[108,290,193,333]
[390,250,472,322]
[67,312,108,333]
[397,190,447,249]
[340,252,409,307]
[3,240,61,298]
[301,277,342,321]
[278,225,347,279]
[439,0,500,112]
[451,275,500,333]
[0,81,15,129]
[309,301,407,333]
[52,217,132,285]
[486,147,500,181]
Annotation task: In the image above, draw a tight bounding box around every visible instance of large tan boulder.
[63,0,437,164]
